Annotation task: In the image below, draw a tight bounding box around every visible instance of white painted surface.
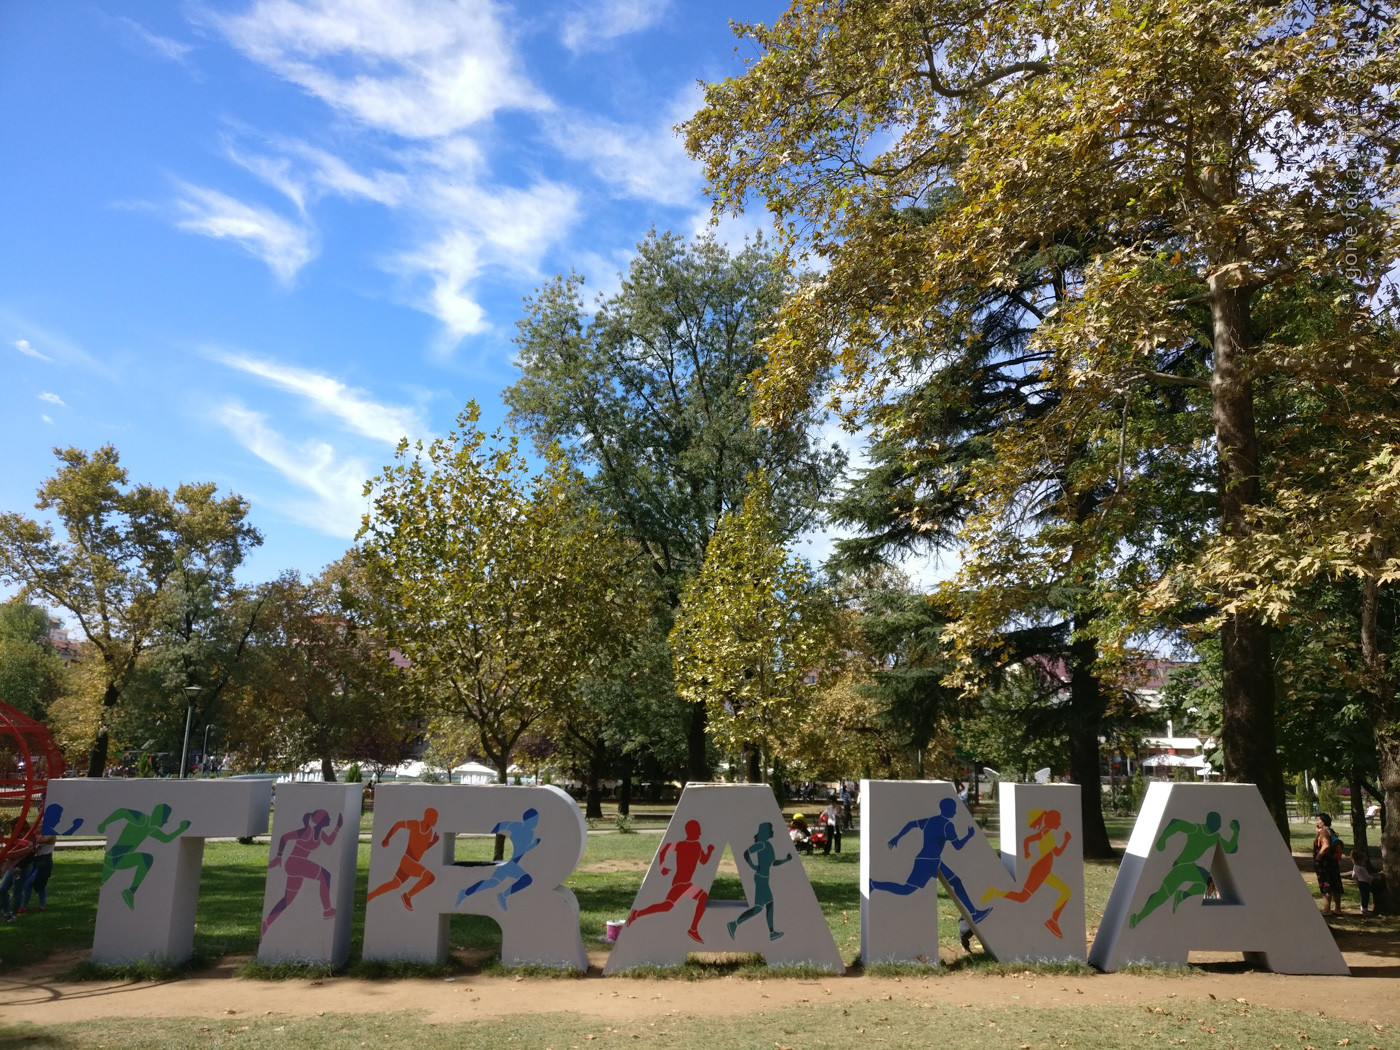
[606,784,842,973]
[257,782,363,966]
[45,778,271,965]
[1090,782,1348,974]
[360,783,587,970]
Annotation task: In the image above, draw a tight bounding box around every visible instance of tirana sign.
[42,779,1346,976]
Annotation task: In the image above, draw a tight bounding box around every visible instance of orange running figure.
[980,808,1073,938]
[366,807,440,911]
[626,819,715,942]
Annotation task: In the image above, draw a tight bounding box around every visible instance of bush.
[1293,772,1314,820]
[344,763,362,783]
[1318,780,1344,820]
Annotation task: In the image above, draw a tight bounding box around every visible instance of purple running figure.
[262,809,345,936]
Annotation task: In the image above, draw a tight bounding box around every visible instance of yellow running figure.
[981,808,1073,938]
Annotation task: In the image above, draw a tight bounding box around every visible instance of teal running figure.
[727,822,793,941]
[457,808,541,911]
[869,797,992,923]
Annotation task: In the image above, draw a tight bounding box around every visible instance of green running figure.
[1128,811,1239,929]
[98,804,191,910]
[727,822,793,942]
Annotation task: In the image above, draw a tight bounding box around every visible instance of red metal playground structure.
[0,702,64,862]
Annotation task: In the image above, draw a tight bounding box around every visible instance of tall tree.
[360,404,651,786]
[0,446,261,775]
[686,0,1399,836]
[506,230,843,780]
[0,600,69,719]
[670,482,837,783]
[224,553,420,779]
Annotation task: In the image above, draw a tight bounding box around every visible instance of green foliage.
[225,552,420,779]
[344,762,362,783]
[1293,772,1314,820]
[506,230,843,591]
[1318,781,1345,820]
[685,0,1400,840]
[361,404,651,782]
[0,600,69,718]
[671,482,836,780]
[0,445,260,774]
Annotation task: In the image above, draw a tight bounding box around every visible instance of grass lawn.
[4,999,1387,1050]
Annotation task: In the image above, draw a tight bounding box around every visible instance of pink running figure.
[262,809,345,937]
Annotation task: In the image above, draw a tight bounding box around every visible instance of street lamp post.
[179,684,202,779]
[203,722,217,773]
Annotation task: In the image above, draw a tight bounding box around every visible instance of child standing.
[1349,848,1375,916]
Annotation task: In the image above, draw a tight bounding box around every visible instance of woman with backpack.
[1313,813,1345,916]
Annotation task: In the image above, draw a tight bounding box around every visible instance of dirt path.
[3,928,1397,1030]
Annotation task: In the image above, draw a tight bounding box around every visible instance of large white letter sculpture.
[44,778,272,965]
[985,783,1086,962]
[606,784,842,974]
[257,782,363,966]
[360,783,588,971]
[1089,782,1348,974]
[861,780,1086,965]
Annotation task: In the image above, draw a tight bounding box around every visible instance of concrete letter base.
[257,782,363,966]
[606,784,842,973]
[45,778,272,965]
[1089,782,1348,974]
[360,783,587,971]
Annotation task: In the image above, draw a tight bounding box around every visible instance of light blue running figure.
[457,808,541,911]
[869,797,992,923]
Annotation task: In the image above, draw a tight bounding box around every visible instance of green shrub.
[344,762,362,783]
[1318,780,1344,820]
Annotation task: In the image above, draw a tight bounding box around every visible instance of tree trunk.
[1359,543,1396,911]
[742,742,761,784]
[583,737,608,819]
[1210,277,1288,838]
[1377,732,1400,915]
[86,680,121,777]
[1068,625,1115,859]
[321,755,338,782]
[618,757,632,817]
[687,699,710,782]
[1348,776,1370,858]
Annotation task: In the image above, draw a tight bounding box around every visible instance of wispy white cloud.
[173,182,316,282]
[225,134,409,212]
[113,16,197,68]
[217,402,372,538]
[210,351,426,444]
[548,86,701,207]
[393,175,579,341]
[561,0,670,53]
[38,392,66,407]
[212,0,548,139]
[13,339,51,361]
[41,414,54,426]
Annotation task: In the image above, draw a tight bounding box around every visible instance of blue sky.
[1,0,799,588]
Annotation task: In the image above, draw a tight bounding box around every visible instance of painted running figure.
[981,808,1073,937]
[727,821,793,941]
[627,819,715,942]
[366,807,440,911]
[870,796,991,923]
[97,804,191,910]
[1128,810,1239,929]
[457,808,541,911]
[262,809,344,936]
